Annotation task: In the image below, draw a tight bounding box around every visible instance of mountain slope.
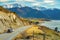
[42,8,60,20]
[0,6,30,33]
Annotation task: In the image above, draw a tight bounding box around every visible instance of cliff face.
[0,6,27,33]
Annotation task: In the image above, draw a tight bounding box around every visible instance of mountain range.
[3,4,60,20]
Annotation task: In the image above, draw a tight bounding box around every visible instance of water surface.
[41,20,60,31]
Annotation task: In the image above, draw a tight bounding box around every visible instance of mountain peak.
[3,3,25,8]
[32,6,47,10]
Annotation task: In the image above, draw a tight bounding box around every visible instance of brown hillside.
[0,6,31,33]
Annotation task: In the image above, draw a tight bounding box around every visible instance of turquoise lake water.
[41,20,60,31]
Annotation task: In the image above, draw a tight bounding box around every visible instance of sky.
[0,0,60,9]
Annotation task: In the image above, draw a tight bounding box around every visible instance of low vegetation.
[13,25,60,40]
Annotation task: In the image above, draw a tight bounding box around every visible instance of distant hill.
[7,6,60,20]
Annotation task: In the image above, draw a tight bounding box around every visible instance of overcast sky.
[0,0,60,8]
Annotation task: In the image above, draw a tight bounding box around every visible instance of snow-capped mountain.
[7,6,60,20]
[3,3,55,10]
[3,3,47,10]
[32,6,47,10]
[2,4,60,20]
[3,3,25,8]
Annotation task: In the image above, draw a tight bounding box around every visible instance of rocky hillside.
[0,6,31,33]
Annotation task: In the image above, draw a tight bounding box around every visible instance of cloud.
[31,0,55,7]
[16,0,36,3]
[44,0,55,5]
[0,0,15,2]
[24,0,36,2]
[0,0,56,8]
[32,2,41,6]
[44,0,54,3]
[0,0,8,2]
[16,0,23,2]
[49,3,55,5]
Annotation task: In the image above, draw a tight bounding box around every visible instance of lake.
[41,20,60,31]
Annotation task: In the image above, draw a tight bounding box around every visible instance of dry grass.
[12,25,60,40]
